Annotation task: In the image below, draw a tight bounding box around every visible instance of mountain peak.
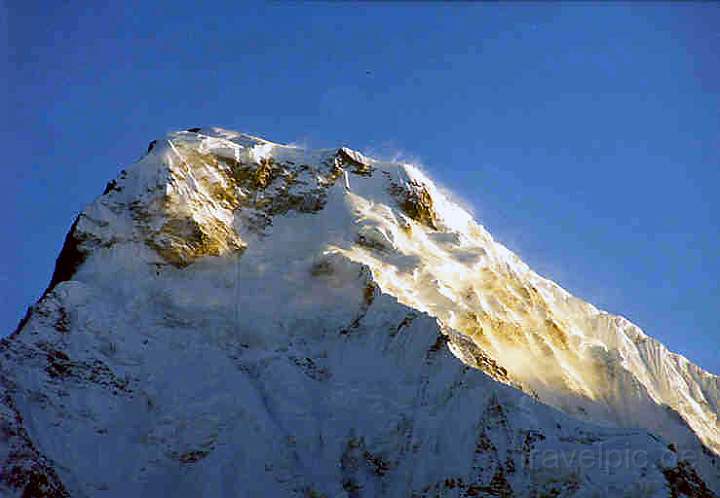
[2,129,718,497]
[42,129,720,454]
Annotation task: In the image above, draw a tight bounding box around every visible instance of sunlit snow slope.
[337,153,720,456]
[1,128,718,497]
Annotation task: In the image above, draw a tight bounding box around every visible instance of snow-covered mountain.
[2,128,718,497]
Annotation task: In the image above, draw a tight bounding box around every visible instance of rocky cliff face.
[1,128,718,497]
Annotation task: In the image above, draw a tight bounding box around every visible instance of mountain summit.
[2,128,718,497]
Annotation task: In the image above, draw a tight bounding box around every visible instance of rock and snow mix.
[1,128,718,497]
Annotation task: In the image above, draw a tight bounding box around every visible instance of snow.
[1,127,718,497]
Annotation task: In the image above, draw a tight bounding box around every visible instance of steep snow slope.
[1,128,718,497]
[335,157,720,455]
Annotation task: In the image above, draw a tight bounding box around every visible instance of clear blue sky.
[3,2,719,372]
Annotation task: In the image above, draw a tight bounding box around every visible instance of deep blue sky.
[3,2,719,372]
